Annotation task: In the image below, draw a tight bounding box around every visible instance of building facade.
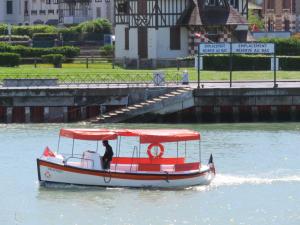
[263,0,297,33]
[114,0,249,61]
[0,0,113,25]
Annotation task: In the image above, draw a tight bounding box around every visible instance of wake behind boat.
[37,128,215,188]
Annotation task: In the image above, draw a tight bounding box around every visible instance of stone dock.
[1,82,300,123]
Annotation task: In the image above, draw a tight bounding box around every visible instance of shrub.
[259,38,300,56]
[100,44,114,56]
[42,54,65,68]
[0,53,20,67]
[12,25,57,37]
[58,27,80,42]
[32,33,58,41]
[77,19,112,41]
[0,35,30,41]
[279,57,300,70]
[203,55,270,71]
[0,43,80,58]
[0,24,8,35]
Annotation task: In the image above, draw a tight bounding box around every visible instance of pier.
[1,81,300,123]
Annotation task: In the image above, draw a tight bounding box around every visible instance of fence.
[0,72,184,87]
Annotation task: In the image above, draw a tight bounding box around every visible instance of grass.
[0,63,299,82]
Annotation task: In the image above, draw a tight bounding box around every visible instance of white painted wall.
[116,26,189,60]
[0,0,22,24]
[154,27,189,59]
[115,25,139,59]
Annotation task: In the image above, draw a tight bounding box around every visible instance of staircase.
[90,87,194,123]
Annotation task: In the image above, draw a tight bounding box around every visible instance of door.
[138,27,148,59]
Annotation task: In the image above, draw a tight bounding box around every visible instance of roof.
[60,129,117,141]
[116,129,200,143]
[59,128,200,143]
[179,0,248,26]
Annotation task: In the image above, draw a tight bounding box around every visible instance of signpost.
[197,42,276,88]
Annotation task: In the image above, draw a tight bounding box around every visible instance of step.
[146,100,155,103]
[133,104,144,108]
[128,106,137,110]
[159,96,169,99]
[115,110,124,114]
[141,102,150,106]
[121,108,130,112]
[170,91,181,95]
[177,89,188,93]
[102,115,111,118]
[109,113,118,116]
[165,94,175,97]
[153,98,162,101]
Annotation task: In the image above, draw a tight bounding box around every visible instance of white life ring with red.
[147,143,165,159]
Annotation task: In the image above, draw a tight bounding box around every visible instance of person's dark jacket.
[103,144,113,161]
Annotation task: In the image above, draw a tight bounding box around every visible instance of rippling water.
[0,123,300,225]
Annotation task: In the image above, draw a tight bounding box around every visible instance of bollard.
[86,57,89,69]
[34,58,37,68]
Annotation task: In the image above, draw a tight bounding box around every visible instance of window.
[96,7,101,17]
[282,0,291,9]
[125,27,129,50]
[118,1,129,13]
[267,0,275,9]
[24,1,29,16]
[46,0,51,4]
[6,1,13,14]
[284,19,290,31]
[170,26,181,50]
[204,0,225,7]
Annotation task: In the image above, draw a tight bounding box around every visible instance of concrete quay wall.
[1,86,300,123]
[144,87,300,123]
[0,87,177,123]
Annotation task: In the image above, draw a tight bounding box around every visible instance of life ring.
[147,143,164,159]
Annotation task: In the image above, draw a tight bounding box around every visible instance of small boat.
[37,128,215,188]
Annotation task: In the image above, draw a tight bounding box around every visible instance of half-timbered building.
[263,0,297,33]
[114,0,249,62]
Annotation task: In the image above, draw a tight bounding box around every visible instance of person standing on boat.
[102,140,114,169]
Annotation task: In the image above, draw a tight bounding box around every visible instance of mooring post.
[197,45,200,89]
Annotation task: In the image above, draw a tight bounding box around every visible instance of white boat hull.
[37,159,215,188]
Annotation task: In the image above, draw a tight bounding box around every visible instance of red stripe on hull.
[38,159,209,181]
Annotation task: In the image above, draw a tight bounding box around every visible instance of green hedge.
[100,44,114,56]
[0,35,30,41]
[195,55,300,71]
[0,19,113,43]
[260,38,300,56]
[42,54,65,68]
[32,33,59,41]
[12,25,56,37]
[0,53,20,67]
[202,55,269,70]
[0,43,80,58]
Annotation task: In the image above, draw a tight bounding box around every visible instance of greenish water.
[0,123,300,225]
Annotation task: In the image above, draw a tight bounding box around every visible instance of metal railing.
[0,72,183,88]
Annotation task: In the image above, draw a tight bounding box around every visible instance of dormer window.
[204,0,225,7]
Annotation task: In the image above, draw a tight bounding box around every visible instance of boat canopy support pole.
[176,142,179,160]
[199,140,201,164]
[96,141,99,152]
[184,141,187,159]
[57,136,61,153]
[72,139,75,157]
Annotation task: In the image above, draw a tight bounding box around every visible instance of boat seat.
[174,162,200,172]
[111,157,185,165]
[138,164,161,172]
